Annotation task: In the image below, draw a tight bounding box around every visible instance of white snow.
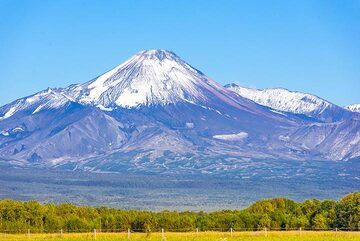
[70,49,226,109]
[270,109,287,116]
[0,89,72,120]
[279,135,290,141]
[0,131,9,136]
[96,105,113,111]
[345,104,360,113]
[84,65,123,103]
[12,127,24,132]
[213,132,248,141]
[33,105,44,114]
[30,91,69,114]
[0,106,17,120]
[185,122,194,129]
[226,84,331,116]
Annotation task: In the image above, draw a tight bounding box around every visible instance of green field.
[1,231,359,241]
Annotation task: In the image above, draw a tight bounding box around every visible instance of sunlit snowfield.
[1,231,359,241]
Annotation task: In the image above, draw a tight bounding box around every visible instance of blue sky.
[0,0,359,106]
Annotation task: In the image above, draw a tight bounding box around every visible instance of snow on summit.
[69,49,224,108]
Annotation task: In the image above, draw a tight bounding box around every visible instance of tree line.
[0,193,358,232]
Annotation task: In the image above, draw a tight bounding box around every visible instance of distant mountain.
[225,83,351,122]
[345,104,360,113]
[0,50,359,174]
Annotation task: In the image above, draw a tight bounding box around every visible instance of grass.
[0,231,359,241]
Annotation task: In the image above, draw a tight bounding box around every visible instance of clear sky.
[0,0,359,106]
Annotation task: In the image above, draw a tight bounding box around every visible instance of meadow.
[0,231,359,241]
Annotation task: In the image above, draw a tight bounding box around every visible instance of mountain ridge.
[225,83,353,122]
[0,49,359,174]
[345,104,360,113]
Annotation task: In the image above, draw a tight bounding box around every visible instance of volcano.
[0,50,359,174]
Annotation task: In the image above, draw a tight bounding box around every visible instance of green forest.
[0,193,358,233]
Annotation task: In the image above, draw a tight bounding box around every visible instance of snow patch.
[96,105,113,111]
[33,105,44,114]
[279,135,290,141]
[0,131,9,136]
[213,132,248,141]
[13,127,24,132]
[270,109,287,116]
[0,106,17,120]
[185,122,194,129]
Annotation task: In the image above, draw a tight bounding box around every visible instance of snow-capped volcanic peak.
[345,104,360,113]
[72,49,219,108]
[225,84,332,116]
